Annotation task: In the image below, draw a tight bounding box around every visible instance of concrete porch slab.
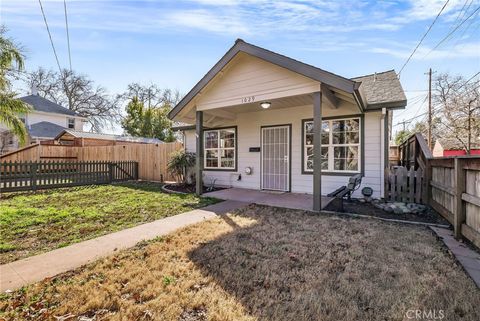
[204,188,333,211]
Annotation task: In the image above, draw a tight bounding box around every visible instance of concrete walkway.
[204,188,333,211]
[430,226,480,288]
[0,200,248,292]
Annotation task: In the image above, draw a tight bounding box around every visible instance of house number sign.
[241,96,255,103]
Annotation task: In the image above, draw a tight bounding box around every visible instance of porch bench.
[326,174,362,212]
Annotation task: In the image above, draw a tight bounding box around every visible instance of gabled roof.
[352,70,407,110]
[19,94,79,116]
[168,39,407,120]
[169,39,359,120]
[56,129,163,144]
[28,121,66,139]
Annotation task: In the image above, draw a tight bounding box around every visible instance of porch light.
[260,102,271,109]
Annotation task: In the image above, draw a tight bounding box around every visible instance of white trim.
[203,128,236,170]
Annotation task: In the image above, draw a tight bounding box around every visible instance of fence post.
[31,162,38,191]
[134,162,139,180]
[454,158,466,239]
[425,159,432,205]
[108,162,114,183]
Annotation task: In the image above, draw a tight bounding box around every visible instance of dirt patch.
[164,183,226,194]
[1,204,478,321]
[337,199,450,225]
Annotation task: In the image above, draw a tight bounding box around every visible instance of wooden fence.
[0,160,138,193]
[0,142,183,182]
[428,157,480,248]
[385,166,425,203]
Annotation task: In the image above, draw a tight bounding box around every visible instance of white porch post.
[196,110,204,196]
[313,90,322,211]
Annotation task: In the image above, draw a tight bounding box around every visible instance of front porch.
[204,188,335,211]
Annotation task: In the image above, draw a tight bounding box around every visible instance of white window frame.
[303,117,361,173]
[67,117,75,129]
[203,127,236,170]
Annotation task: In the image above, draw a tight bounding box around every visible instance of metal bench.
[326,174,362,211]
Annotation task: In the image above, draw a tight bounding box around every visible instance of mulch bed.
[164,183,226,194]
[340,199,450,225]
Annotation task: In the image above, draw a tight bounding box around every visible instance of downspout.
[382,108,389,199]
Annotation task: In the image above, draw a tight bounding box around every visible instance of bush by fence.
[0,160,138,193]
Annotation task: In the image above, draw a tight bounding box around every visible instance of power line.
[398,0,450,77]
[38,0,63,74]
[64,0,72,72]
[423,4,480,57]
[464,71,480,85]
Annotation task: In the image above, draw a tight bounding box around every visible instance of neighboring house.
[0,93,86,154]
[169,39,406,208]
[433,138,480,157]
[54,129,163,146]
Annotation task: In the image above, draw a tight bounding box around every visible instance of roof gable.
[169,39,357,119]
[196,52,321,111]
[168,39,407,120]
[19,95,78,116]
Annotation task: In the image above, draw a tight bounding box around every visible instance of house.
[433,138,480,157]
[0,93,86,154]
[54,129,163,146]
[169,39,406,209]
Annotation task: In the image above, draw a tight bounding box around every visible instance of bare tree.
[433,73,480,153]
[26,68,121,132]
[117,83,181,109]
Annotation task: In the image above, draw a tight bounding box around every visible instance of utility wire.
[64,0,72,72]
[398,0,450,77]
[38,0,62,74]
[423,4,480,57]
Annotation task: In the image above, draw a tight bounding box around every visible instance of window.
[204,127,236,170]
[67,118,75,129]
[303,117,360,173]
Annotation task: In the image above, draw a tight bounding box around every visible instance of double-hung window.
[67,118,75,129]
[303,117,360,173]
[204,128,236,170]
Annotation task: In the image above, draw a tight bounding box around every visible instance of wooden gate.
[385,166,425,203]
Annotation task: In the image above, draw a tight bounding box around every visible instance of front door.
[261,125,290,191]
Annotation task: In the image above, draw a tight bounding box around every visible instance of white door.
[261,125,290,191]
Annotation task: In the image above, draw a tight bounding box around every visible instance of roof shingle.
[352,70,407,109]
[28,121,66,138]
[19,95,79,116]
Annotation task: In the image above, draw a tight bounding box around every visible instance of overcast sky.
[1,0,479,134]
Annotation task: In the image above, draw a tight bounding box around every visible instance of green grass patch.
[0,182,218,263]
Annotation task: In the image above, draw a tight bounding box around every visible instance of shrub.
[167,150,196,184]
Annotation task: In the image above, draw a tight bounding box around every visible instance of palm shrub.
[167,150,196,184]
[0,27,31,145]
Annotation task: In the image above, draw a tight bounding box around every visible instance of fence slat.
[0,160,139,193]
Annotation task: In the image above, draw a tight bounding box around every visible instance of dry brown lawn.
[1,204,479,321]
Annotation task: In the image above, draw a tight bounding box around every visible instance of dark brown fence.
[0,160,138,193]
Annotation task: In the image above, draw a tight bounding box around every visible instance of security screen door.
[261,125,290,191]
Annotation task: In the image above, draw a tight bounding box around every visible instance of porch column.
[196,110,204,196]
[313,90,322,211]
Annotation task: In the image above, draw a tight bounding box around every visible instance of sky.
[1,0,479,134]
